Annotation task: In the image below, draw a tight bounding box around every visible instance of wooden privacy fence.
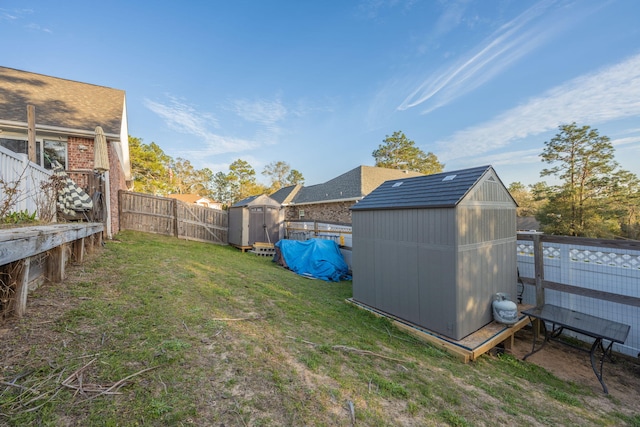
[119,191,228,244]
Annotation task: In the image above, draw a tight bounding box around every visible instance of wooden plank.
[533,233,545,306]
[517,232,640,251]
[347,298,533,363]
[73,237,85,263]
[393,321,471,363]
[47,244,65,283]
[13,258,30,318]
[0,223,103,266]
[471,315,530,360]
[520,277,640,307]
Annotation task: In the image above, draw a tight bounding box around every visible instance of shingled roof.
[284,166,423,205]
[0,66,125,136]
[270,184,302,205]
[351,165,507,210]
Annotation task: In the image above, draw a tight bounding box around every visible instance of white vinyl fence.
[517,235,640,358]
[0,145,53,218]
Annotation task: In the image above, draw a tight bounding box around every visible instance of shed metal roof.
[231,194,280,208]
[351,165,496,210]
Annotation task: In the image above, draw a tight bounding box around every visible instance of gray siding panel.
[375,240,420,323]
[417,245,457,337]
[228,207,245,247]
[352,213,377,305]
[351,165,517,341]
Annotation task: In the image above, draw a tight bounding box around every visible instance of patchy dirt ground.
[508,327,640,408]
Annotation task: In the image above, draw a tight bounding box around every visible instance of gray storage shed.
[228,194,281,248]
[351,165,517,340]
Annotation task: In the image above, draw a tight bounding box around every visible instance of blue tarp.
[274,238,351,282]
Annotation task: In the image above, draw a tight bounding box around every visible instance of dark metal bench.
[522,304,630,394]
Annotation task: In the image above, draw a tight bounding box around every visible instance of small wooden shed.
[228,194,281,249]
[351,165,517,340]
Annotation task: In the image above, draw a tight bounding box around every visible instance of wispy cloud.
[230,98,287,144]
[0,8,31,21]
[437,53,640,162]
[611,136,640,148]
[144,96,256,156]
[25,22,52,33]
[468,148,541,167]
[356,0,417,20]
[1,8,51,32]
[398,0,568,113]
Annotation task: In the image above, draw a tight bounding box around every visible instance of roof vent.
[442,174,457,181]
[392,182,403,188]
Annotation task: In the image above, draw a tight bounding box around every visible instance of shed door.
[248,206,279,245]
[264,206,279,244]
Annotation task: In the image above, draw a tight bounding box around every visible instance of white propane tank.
[492,293,518,325]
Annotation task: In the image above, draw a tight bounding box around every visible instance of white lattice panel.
[570,249,640,269]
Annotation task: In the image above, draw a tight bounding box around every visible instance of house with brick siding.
[0,66,131,238]
[271,166,423,224]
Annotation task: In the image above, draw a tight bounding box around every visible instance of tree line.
[128,137,304,208]
[129,124,640,239]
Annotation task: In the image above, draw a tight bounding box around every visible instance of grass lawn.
[1,230,639,426]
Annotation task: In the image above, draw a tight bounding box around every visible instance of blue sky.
[2,0,640,188]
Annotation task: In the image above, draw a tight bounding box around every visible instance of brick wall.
[65,136,127,237]
[67,136,94,170]
[284,201,355,224]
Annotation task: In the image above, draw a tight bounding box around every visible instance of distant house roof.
[0,66,125,137]
[167,194,216,204]
[351,165,514,210]
[280,166,423,206]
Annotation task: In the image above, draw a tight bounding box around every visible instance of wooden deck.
[347,298,532,363]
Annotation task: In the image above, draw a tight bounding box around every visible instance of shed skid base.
[347,298,532,363]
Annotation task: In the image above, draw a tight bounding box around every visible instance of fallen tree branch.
[0,380,38,394]
[85,365,161,401]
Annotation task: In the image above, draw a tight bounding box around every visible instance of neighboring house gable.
[517,216,540,231]
[167,194,222,210]
[270,184,302,206]
[273,166,423,223]
[0,66,131,238]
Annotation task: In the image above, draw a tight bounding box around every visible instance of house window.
[0,138,42,166]
[0,137,67,169]
[298,209,305,219]
[43,139,67,169]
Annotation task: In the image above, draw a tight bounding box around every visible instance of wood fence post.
[173,199,179,238]
[27,105,36,163]
[47,245,66,283]
[73,238,85,263]
[533,233,545,307]
[14,258,31,318]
